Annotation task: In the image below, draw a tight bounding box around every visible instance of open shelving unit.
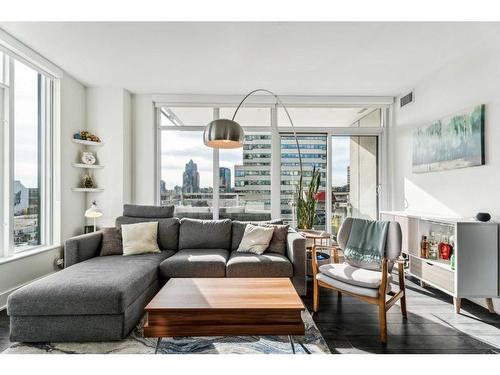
[380,210,499,314]
[72,135,104,192]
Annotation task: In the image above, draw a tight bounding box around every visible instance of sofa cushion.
[159,248,229,278]
[231,219,284,251]
[99,227,123,256]
[121,222,161,256]
[123,204,174,218]
[318,262,392,289]
[226,252,293,278]
[263,224,289,255]
[7,251,174,316]
[116,216,179,251]
[178,218,232,250]
[236,224,275,255]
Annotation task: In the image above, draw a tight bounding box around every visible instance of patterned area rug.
[2,311,330,354]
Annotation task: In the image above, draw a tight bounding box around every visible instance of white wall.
[61,74,87,239]
[0,73,87,309]
[86,88,132,226]
[131,94,156,205]
[392,49,500,313]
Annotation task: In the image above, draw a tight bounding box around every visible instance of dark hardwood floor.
[1,275,499,354]
[303,275,500,353]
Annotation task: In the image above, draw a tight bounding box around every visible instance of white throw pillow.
[236,224,275,255]
[121,222,160,256]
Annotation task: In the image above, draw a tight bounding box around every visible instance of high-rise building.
[233,133,327,226]
[234,134,271,212]
[160,179,167,194]
[182,159,200,193]
[219,167,232,193]
[280,134,327,228]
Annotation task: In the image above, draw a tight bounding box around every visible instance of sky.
[160,130,352,190]
[13,59,39,189]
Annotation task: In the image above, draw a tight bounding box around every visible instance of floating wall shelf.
[72,163,104,169]
[72,188,104,193]
[72,139,104,147]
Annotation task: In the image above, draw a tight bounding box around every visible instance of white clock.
[81,152,96,165]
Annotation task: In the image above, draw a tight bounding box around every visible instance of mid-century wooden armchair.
[312,218,407,343]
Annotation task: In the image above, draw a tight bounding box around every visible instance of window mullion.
[5,58,14,256]
[270,105,280,220]
[212,108,220,220]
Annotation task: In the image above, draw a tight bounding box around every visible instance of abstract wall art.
[412,104,485,173]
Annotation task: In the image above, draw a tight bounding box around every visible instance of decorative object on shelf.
[296,166,321,229]
[73,130,101,143]
[81,172,96,188]
[476,212,491,222]
[412,104,485,173]
[84,201,103,232]
[81,151,96,165]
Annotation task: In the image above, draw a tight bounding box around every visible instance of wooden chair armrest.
[311,245,319,278]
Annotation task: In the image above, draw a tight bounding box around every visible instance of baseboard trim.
[0,271,58,311]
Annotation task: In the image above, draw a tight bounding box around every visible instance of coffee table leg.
[154,337,162,354]
[289,336,311,354]
[288,335,296,354]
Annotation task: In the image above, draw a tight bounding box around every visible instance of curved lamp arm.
[230,89,303,178]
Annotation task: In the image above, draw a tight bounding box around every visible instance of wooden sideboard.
[380,211,499,313]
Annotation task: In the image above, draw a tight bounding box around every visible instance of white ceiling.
[1,22,500,95]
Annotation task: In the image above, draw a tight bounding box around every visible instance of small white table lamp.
[85,201,103,232]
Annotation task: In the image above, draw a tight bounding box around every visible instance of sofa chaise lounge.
[7,205,306,342]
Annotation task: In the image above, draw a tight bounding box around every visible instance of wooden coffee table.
[144,278,309,354]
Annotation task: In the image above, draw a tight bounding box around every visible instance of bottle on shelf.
[420,235,429,259]
[439,235,452,261]
[428,232,439,260]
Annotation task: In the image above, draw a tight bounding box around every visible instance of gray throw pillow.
[99,227,123,256]
[262,224,289,255]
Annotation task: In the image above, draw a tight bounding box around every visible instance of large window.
[160,130,214,215]
[157,103,384,227]
[1,50,54,256]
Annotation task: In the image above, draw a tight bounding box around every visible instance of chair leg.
[398,263,407,318]
[379,301,387,344]
[313,278,319,312]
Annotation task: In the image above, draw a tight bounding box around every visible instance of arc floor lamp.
[203,89,304,224]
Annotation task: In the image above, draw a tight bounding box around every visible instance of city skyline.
[161,132,351,190]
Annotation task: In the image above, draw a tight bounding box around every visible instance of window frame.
[154,96,391,227]
[0,46,58,258]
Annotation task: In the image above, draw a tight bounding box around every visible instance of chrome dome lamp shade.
[203,119,245,149]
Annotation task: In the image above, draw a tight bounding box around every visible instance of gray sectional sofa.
[7,205,306,343]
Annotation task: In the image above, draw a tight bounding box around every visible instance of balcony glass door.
[331,135,379,238]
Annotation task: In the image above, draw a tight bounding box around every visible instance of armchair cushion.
[318,263,392,289]
[316,273,391,298]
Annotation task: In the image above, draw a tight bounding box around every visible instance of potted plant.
[295,167,330,275]
[296,166,321,230]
